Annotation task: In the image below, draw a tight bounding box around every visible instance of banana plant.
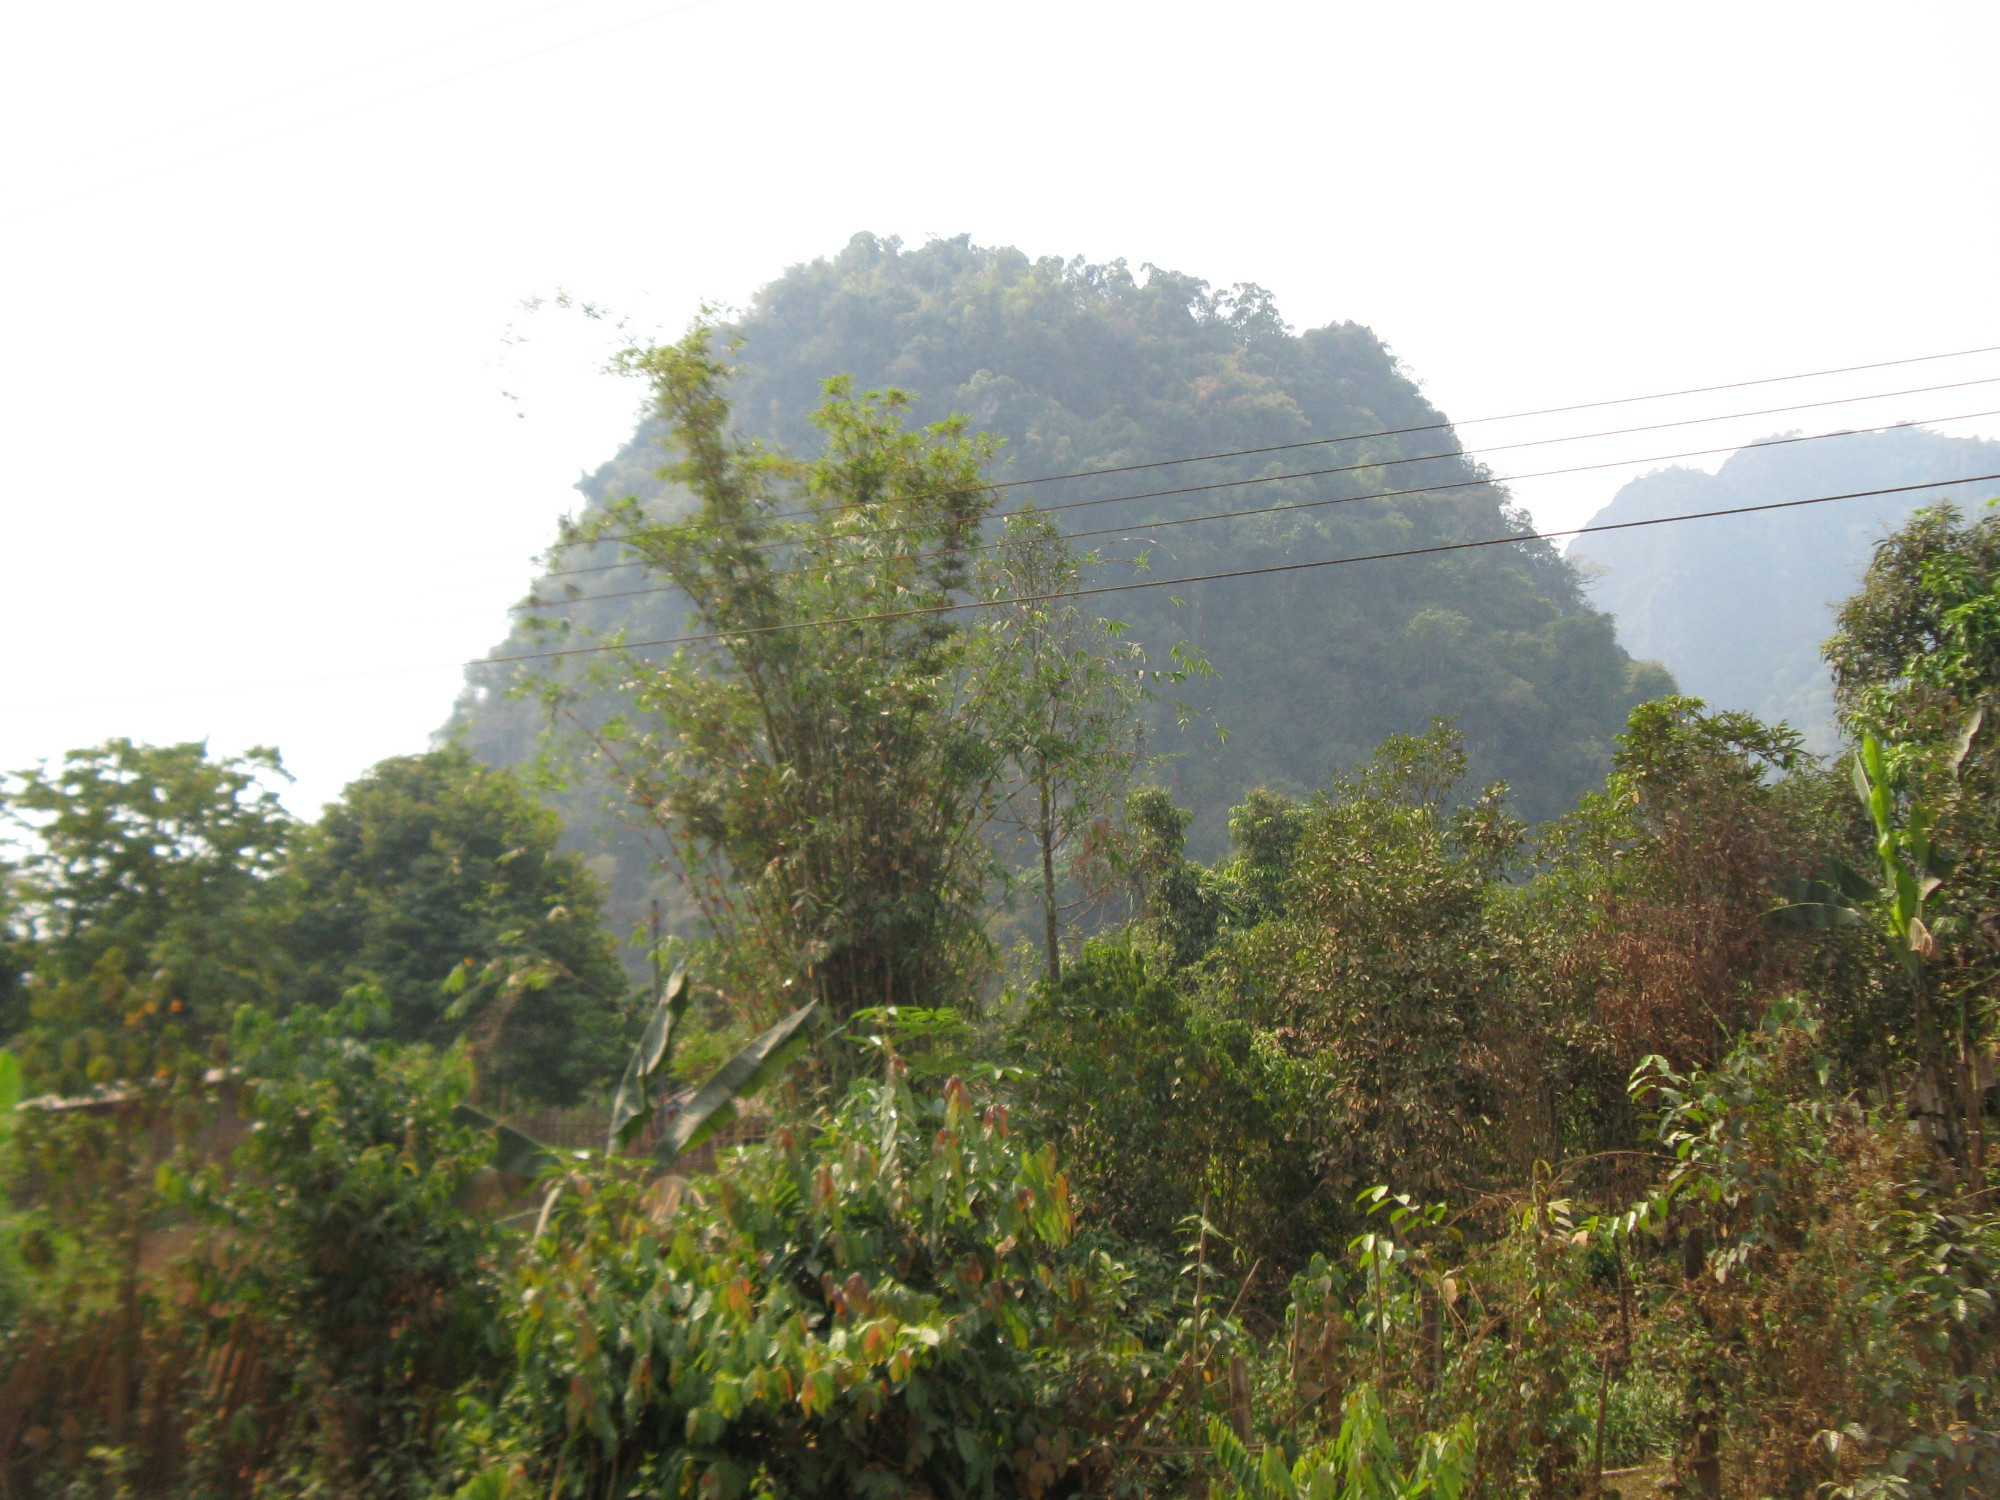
[454,967,818,1187]
[658,998,817,1161]
[605,963,695,1153]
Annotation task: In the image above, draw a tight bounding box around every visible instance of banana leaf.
[660,1000,818,1164]
[451,1101,555,1180]
[608,965,690,1152]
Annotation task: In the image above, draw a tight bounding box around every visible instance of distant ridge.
[1571,425,2000,750]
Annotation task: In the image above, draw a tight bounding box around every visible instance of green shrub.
[451,1068,1146,1499]
[180,993,503,1498]
[1008,935,1328,1276]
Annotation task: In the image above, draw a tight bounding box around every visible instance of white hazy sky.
[4,0,1999,814]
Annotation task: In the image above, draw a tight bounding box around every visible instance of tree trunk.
[1038,769,1060,983]
[1682,1224,1722,1500]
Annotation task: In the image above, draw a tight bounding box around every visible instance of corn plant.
[1784,717,1982,1161]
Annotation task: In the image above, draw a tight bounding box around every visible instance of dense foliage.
[452,1069,1138,1499]
[0,743,634,1106]
[287,747,630,1105]
[451,235,1666,938]
[537,328,1019,1029]
[0,739,296,1094]
[1011,937,1325,1273]
[186,995,504,1497]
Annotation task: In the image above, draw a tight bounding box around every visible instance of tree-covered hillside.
[449,235,1666,922]
[1571,425,2000,750]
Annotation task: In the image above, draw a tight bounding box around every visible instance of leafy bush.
[0,1062,219,1491]
[176,994,503,1498]
[286,747,632,1107]
[1207,1386,1475,1500]
[451,1067,1147,1499]
[1633,999,2000,1498]
[1215,724,1519,1203]
[1008,935,1328,1275]
[0,994,503,1499]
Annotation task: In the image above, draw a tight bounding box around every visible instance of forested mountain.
[1571,425,2000,749]
[448,234,1667,924]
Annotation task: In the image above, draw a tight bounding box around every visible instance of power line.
[945,407,2000,555]
[513,405,2000,613]
[20,0,733,214]
[473,470,2000,670]
[31,469,2000,715]
[531,380,2000,591]
[544,339,2000,559]
[552,370,2000,565]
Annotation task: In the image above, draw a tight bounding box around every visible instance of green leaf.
[1861,731,1888,787]
[660,1000,818,1164]
[452,1102,554,1179]
[0,1049,19,1125]
[1832,860,1882,906]
[608,965,690,1152]
[1950,705,1984,777]
[454,1467,527,1500]
[1770,874,1872,931]
[154,1162,187,1204]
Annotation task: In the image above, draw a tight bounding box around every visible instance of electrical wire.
[532,376,2000,589]
[543,339,2000,559]
[511,405,2000,613]
[471,469,2000,670]
[27,468,2000,714]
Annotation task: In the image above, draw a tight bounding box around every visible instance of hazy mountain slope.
[1570,426,2000,750]
[448,234,1666,930]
